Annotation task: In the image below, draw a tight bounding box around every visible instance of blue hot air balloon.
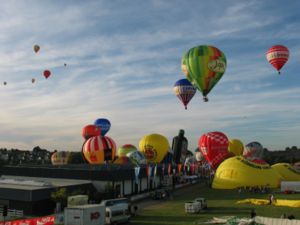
[94,118,111,136]
[173,79,196,109]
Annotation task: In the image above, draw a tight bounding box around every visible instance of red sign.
[0,215,54,225]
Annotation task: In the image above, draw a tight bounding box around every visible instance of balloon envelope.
[198,131,230,170]
[139,133,170,163]
[113,156,133,165]
[82,124,101,140]
[51,151,71,165]
[33,44,40,53]
[173,79,196,109]
[212,156,281,189]
[94,118,111,136]
[271,163,300,181]
[266,45,289,73]
[182,45,227,101]
[82,135,116,164]
[43,70,51,79]
[117,144,137,157]
[228,139,244,156]
[243,141,264,162]
[126,150,147,165]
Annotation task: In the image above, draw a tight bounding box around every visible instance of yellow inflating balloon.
[272,163,300,181]
[139,133,170,163]
[228,139,244,156]
[212,156,282,189]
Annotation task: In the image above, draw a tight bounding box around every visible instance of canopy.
[272,163,300,181]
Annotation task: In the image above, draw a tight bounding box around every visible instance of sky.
[0,0,300,152]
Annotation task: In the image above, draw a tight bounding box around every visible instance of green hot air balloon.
[181,45,227,101]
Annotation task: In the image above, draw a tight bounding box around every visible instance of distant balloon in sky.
[182,45,227,102]
[173,79,196,109]
[43,70,51,79]
[32,78,36,84]
[3,81,7,86]
[94,118,111,136]
[33,44,40,53]
[64,63,67,67]
[266,45,289,74]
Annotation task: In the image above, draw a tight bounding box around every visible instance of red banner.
[0,215,54,225]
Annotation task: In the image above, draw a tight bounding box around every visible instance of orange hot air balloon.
[33,44,40,53]
[43,70,51,79]
[82,124,101,140]
[82,135,116,164]
[266,45,289,74]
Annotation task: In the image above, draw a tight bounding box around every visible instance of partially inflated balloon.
[182,45,226,101]
[173,79,196,109]
[266,45,289,74]
[243,141,264,163]
[117,144,137,157]
[82,124,101,140]
[198,131,230,170]
[82,135,116,164]
[139,133,169,163]
[43,70,51,79]
[228,139,244,156]
[94,118,111,136]
[113,156,132,165]
[51,151,71,165]
[127,150,147,165]
[33,44,40,53]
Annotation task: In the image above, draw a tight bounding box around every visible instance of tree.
[51,188,67,211]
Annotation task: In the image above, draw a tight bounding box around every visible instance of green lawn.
[130,183,300,225]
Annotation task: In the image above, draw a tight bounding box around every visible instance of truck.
[64,204,105,225]
[100,198,131,224]
[185,197,207,214]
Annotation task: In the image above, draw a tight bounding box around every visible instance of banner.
[0,215,54,225]
[134,166,140,184]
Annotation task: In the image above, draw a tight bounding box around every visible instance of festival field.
[131,183,300,225]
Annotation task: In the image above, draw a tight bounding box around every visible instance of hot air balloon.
[82,124,101,140]
[139,133,170,163]
[113,156,133,165]
[127,150,147,165]
[31,78,35,84]
[82,135,116,164]
[33,44,40,53]
[198,131,231,170]
[228,139,244,156]
[182,45,227,102]
[173,79,196,109]
[94,118,111,136]
[43,70,51,79]
[243,141,265,163]
[172,129,188,164]
[51,151,71,165]
[266,45,289,74]
[3,81,7,86]
[117,144,137,157]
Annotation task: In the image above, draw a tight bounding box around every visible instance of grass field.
[130,182,300,225]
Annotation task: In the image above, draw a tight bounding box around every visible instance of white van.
[100,198,131,225]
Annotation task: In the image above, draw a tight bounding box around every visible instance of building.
[0,164,164,215]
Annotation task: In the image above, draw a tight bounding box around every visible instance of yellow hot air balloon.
[272,163,300,181]
[228,139,244,156]
[212,156,281,189]
[139,133,169,163]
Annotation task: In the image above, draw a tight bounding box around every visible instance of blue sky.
[0,0,300,152]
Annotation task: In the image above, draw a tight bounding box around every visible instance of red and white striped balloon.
[266,45,289,74]
[82,135,116,164]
